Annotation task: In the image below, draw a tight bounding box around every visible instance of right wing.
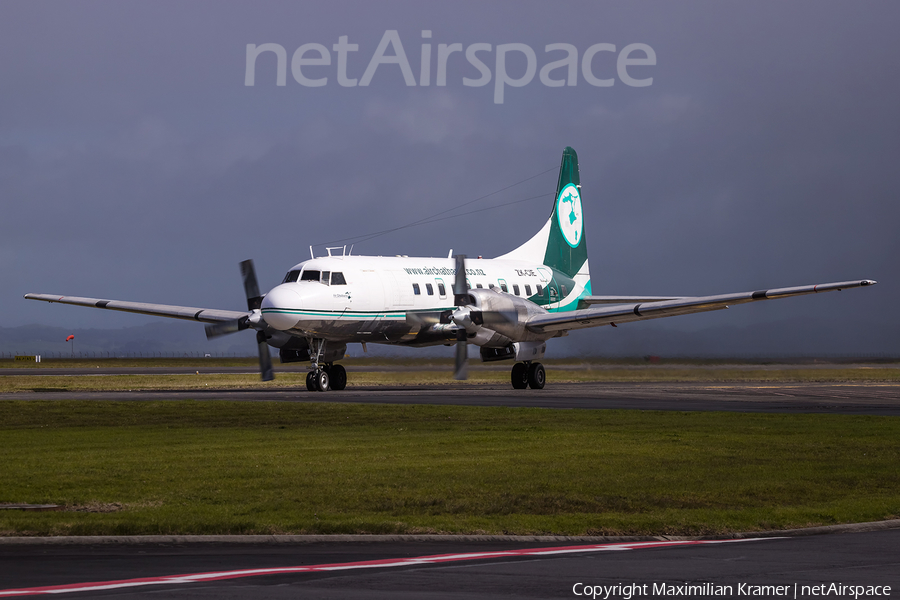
[527,279,877,334]
[23,293,248,324]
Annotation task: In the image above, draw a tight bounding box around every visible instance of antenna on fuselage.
[447,249,453,259]
[309,246,314,260]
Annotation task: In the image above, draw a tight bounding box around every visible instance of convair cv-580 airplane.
[26,147,876,391]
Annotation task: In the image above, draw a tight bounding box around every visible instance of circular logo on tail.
[556,183,583,248]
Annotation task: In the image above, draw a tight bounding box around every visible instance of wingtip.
[861,279,877,286]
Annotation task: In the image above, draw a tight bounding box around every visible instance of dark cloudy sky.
[2,1,897,355]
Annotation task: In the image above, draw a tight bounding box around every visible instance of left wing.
[527,279,877,334]
[23,294,248,324]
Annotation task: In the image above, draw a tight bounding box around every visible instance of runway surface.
[3,380,899,415]
[1,529,898,598]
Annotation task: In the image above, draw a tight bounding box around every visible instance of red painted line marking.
[0,538,773,596]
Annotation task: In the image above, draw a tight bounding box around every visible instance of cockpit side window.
[282,270,301,283]
[300,270,320,281]
[322,271,331,285]
[331,272,347,285]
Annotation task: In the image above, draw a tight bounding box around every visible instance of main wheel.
[527,362,546,389]
[315,369,330,392]
[305,371,317,391]
[511,362,528,389]
[329,364,347,390]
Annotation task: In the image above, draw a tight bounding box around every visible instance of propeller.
[452,254,469,380]
[204,259,274,382]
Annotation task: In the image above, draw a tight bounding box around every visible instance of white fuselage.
[260,254,587,346]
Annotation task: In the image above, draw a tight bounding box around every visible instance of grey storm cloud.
[1,0,897,355]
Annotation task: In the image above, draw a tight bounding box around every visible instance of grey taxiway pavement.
[1,528,898,598]
[3,379,899,415]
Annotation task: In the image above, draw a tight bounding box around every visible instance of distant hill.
[562,316,899,359]
[2,317,896,359]
[0,321,255,358]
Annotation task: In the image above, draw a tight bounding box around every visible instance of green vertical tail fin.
[495,147,591,312]
[543,146,587,279]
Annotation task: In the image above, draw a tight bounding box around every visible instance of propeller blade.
[453,254,469,306]
[256,330,275,381]
[240,260,273,380]
[454,329,468,380]
[240,259,264,310]
[204,317,249,339]
[452,254,469,380]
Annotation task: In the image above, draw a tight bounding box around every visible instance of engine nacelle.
[461,288,552,348]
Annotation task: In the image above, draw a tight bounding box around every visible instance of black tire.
[316,369,330,392]
[305,371,317,392]
[527,362,546,389]
[511,362,528,389]
[329,364,347,391]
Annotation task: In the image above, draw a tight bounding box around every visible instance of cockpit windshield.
[282,270,301,283]
[300,270,320,281]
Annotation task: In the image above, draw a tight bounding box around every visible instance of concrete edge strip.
[1,519,898,545]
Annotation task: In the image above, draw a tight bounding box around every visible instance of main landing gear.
[306,363,347,392]
[510,361,545,390]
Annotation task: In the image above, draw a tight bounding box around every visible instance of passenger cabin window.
[321,271,330,285]
[513,284,520,296]
[488,284,495,289]
[536,284,543,296]
[331,272,347,285]
[282,270,301,283]
[476,283,483,289]
[525,284,532,296]
[300,270,320,281]
[500,282,508,293]
[437,282,446,295]
[426,283,434,295]
[412,283,421,295]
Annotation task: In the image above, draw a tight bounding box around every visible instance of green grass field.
[1,401,898,537]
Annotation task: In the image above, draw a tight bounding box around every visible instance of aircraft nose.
[261,284,303,331]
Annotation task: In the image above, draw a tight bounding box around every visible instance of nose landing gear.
[511,361,545,390]
[304,338,348,392]
[306,369,328,392]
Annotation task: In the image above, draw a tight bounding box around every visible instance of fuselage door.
[385,270,415,307]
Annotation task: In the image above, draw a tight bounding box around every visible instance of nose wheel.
[305,363,347,392]
[511,361,545,390]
